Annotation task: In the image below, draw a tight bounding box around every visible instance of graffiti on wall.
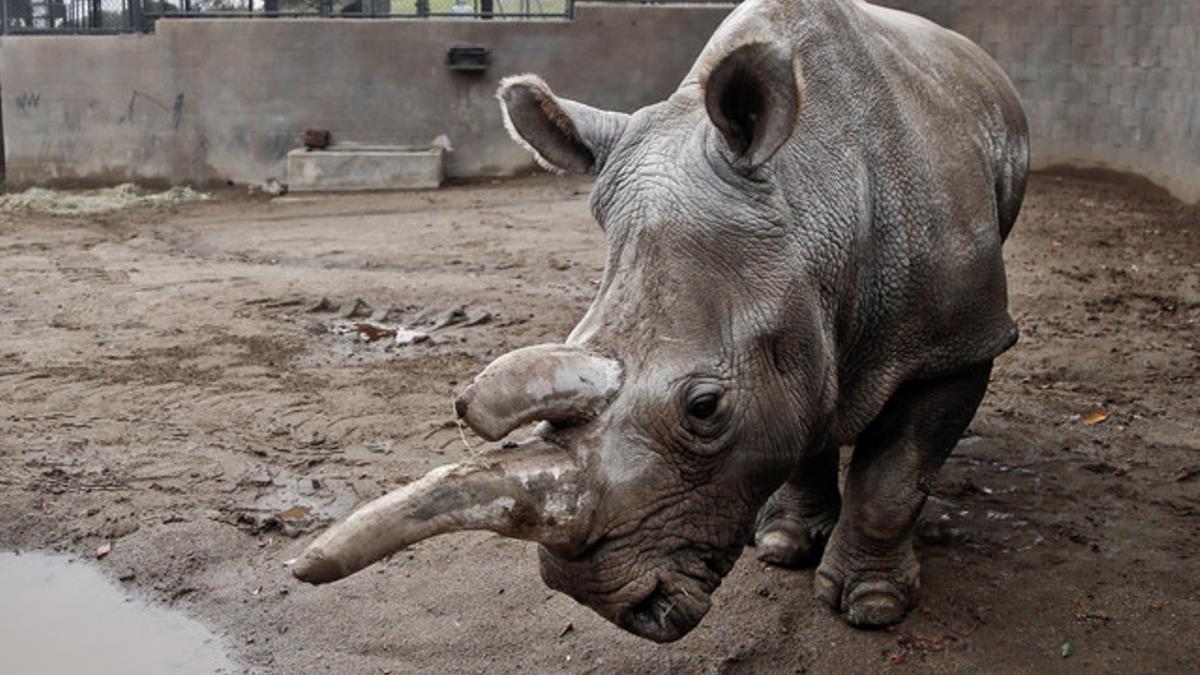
[118,90,185,130]
[16,92,41,114]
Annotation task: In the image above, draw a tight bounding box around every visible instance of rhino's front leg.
[815,362,993,627]
[754,443,841,567]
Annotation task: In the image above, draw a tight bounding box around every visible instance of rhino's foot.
[754,510,838,568]
[754,485,840,568]
[812,537,920,627]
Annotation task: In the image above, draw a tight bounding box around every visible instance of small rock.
[379,305,421,323]
[430,306,468,330]
[365,439,393,454]
[243,466,274,487]
[461,310,493,327]
[342,299,374,319]
[263,178,288,196]
[308,297,340,314]
[96,542,112,559]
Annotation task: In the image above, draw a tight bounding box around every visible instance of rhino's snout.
[619,576,715,643]
[541,539,736,642]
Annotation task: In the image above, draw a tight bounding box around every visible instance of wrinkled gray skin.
[295,0,1029,643]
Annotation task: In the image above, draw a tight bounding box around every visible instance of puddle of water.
[0,551,234,674]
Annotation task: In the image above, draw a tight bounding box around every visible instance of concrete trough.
[287,145,445,192]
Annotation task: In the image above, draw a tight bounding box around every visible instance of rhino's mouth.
[619,574,713,642]
[543,538,736,642]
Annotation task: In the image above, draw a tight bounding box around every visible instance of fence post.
[128,0,144,32]
[1,0,8,35]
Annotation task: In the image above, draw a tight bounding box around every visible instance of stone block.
[287,146,445,192]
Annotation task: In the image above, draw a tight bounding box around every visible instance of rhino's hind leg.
[754,445,841,568]
[815,362,993,627]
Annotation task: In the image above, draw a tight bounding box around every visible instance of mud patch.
[0,174,1195,673]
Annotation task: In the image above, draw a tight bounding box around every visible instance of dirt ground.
[0,173,1197,674]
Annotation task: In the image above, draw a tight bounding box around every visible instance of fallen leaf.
[353,322,396,343]
[96,542,112,559]
[277,505,312,521]
[1082,410,1109,426]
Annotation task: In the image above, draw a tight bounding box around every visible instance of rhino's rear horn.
[455,344,622,441]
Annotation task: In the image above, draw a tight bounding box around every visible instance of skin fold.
[295,0,1029,642]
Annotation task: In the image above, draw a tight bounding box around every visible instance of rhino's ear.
[498,75,629,175]
[701,42,804,170]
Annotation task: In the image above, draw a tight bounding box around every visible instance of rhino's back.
[789,1,1029,439]
[855,1,1029,241]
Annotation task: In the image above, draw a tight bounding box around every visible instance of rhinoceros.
[293,0,1029,641]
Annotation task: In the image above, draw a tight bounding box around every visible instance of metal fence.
[2,0,135,32]
[143,0,574,19]
[0,0,574,31]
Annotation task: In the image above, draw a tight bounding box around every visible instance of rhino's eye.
[687,389,722,421]
[681,381,729,447]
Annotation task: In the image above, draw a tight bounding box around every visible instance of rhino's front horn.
[455,344,622,442]
[292,439,581,584]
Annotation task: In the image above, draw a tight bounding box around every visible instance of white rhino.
[295,0,1029,641]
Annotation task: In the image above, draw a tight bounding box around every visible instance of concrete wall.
[0,4,732,187]
[878,0,1200,202]
[2,1,1198,201]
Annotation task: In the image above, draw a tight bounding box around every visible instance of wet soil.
[0,551,233,673]
[0,174,1196,673]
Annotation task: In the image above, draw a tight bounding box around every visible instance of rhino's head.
[294,39,835,642]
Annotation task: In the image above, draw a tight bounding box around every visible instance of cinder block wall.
[878,0,1200,202]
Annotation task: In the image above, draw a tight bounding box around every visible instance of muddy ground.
[0,173,1196,674]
